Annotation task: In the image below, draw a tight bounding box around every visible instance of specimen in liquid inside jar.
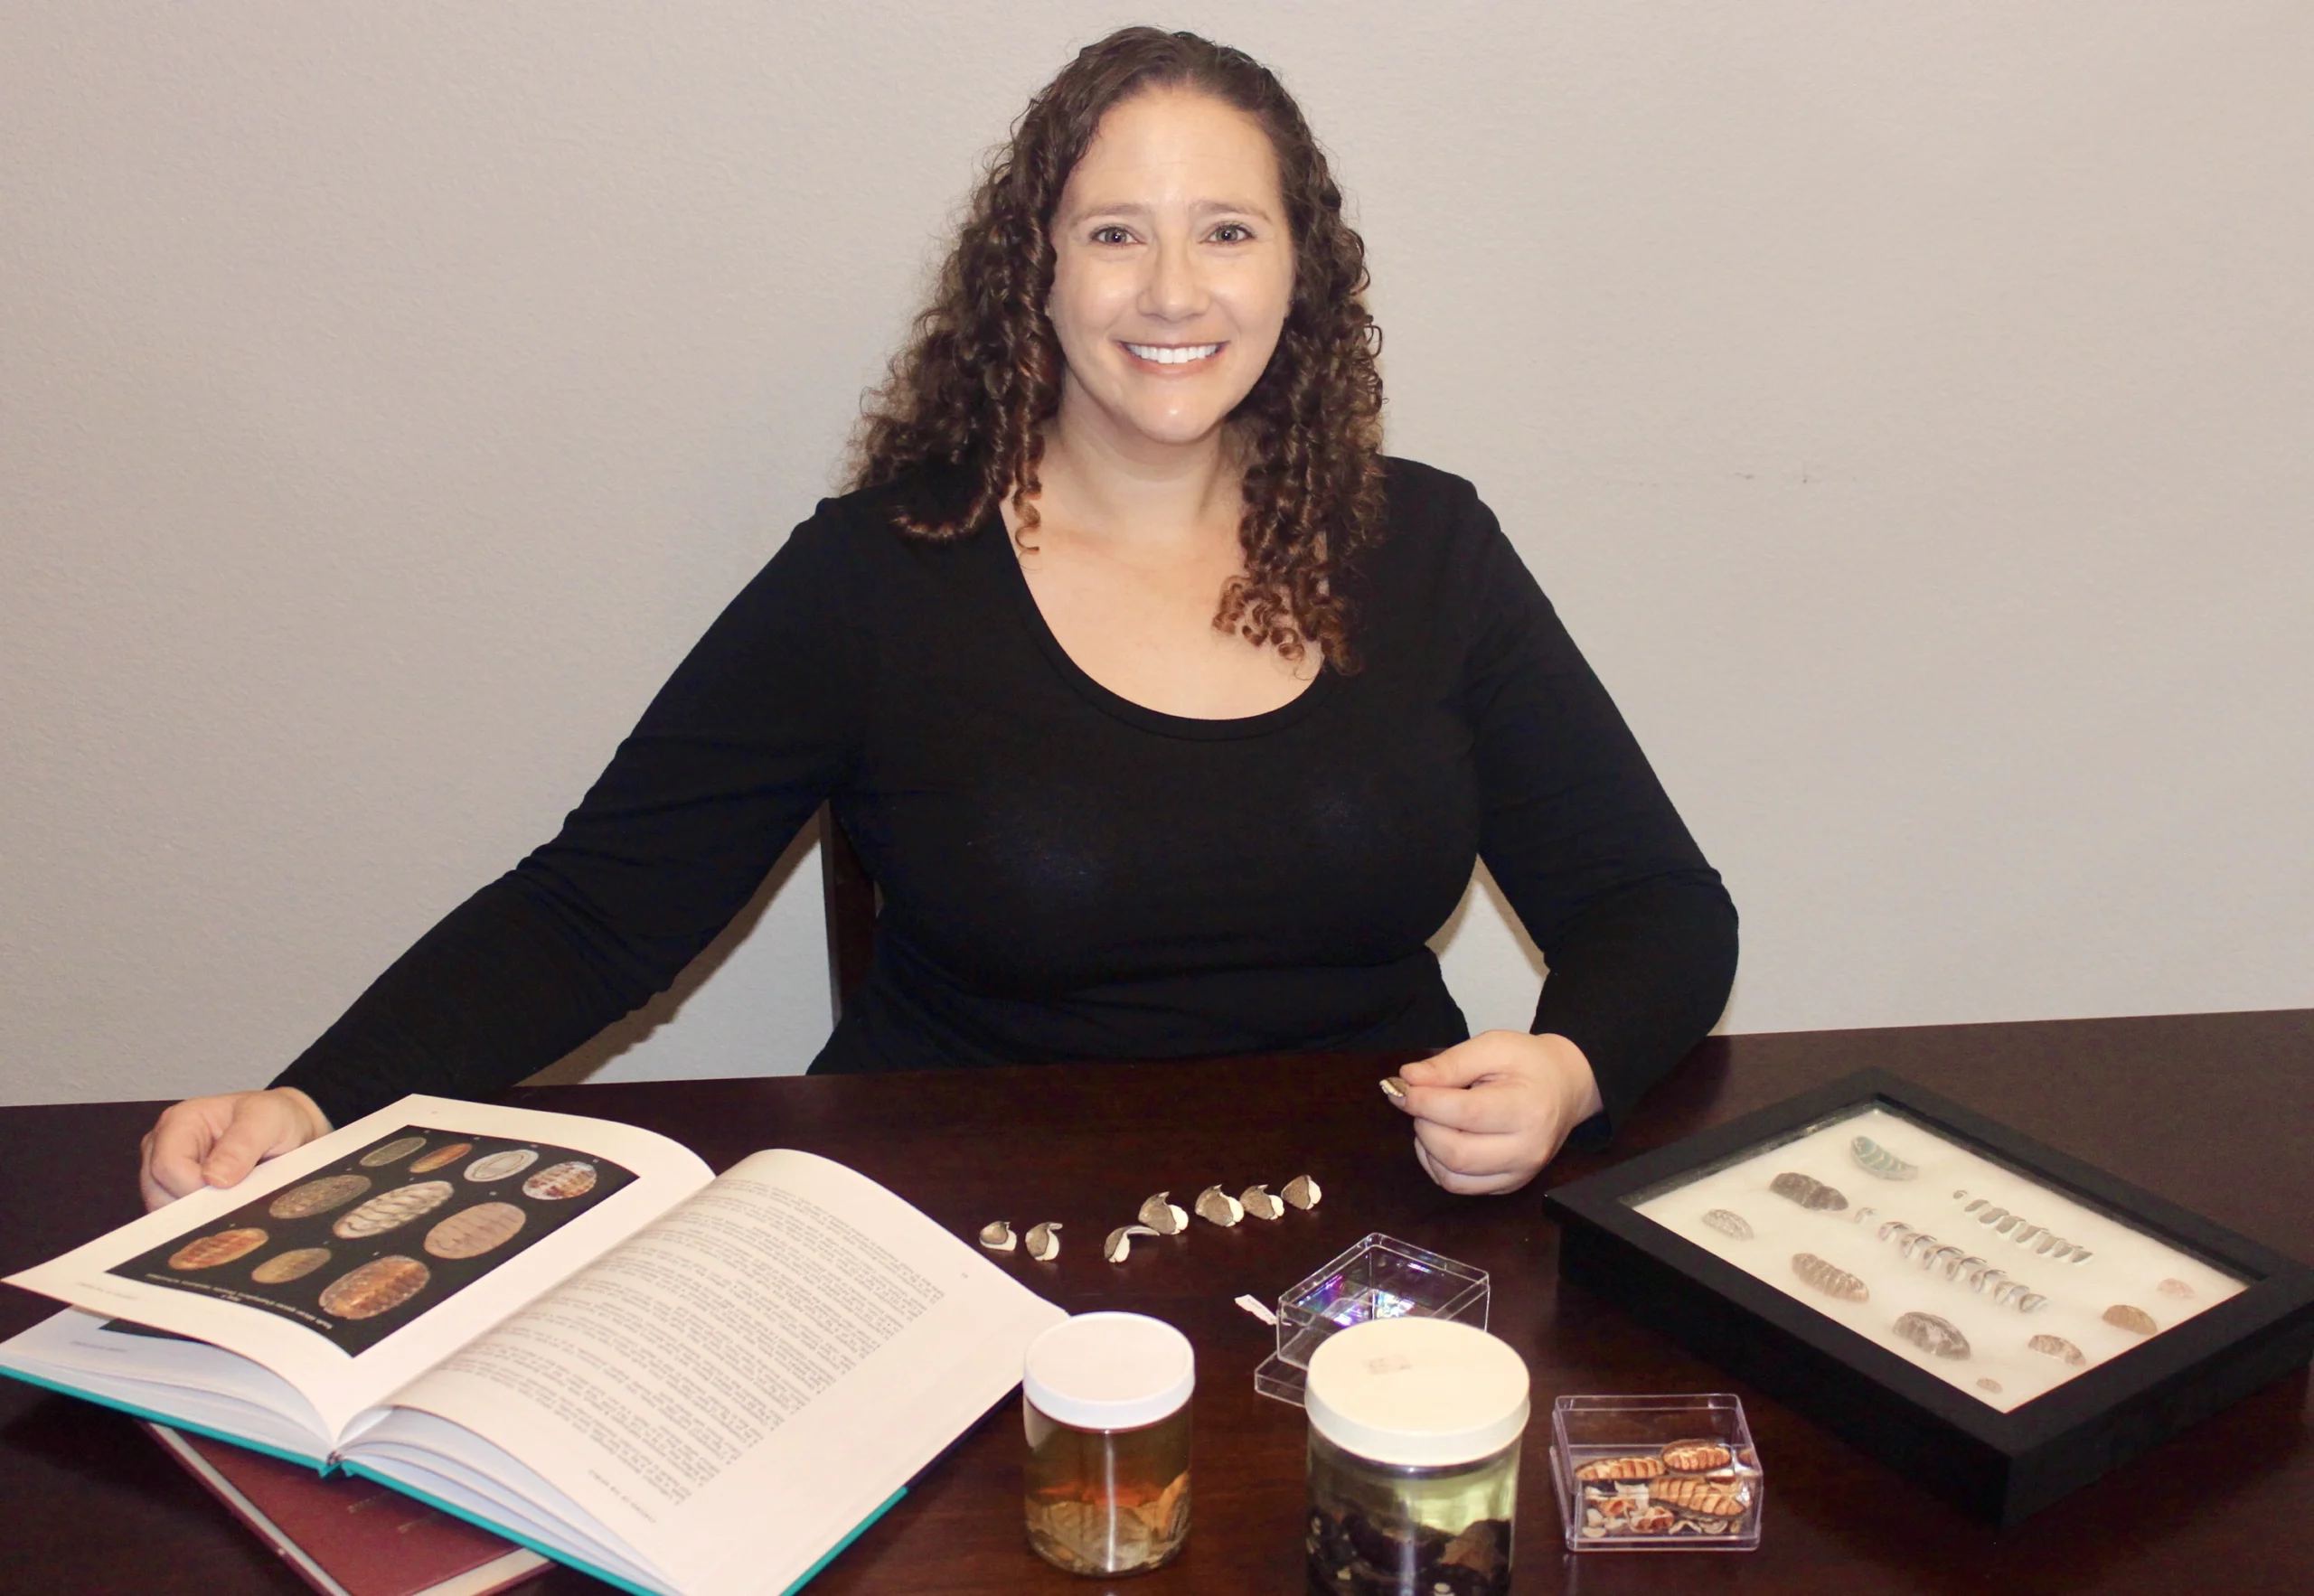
[1304,1503,1509,1595]
[1024,1403,1190,1576]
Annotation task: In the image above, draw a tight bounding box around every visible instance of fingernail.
[1378,1076,1410,1101]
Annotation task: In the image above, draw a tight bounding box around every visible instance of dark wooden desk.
[5,1010,2310,1594]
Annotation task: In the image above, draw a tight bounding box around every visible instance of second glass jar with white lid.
[1302,1317,1529,1596]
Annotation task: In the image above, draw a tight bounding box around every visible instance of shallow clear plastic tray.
[1252,1233,1490,1405]
[1548,1393,1764,1552]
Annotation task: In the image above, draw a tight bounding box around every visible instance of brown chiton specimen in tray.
[267,1174,372,1220]
[168,1228,269,1271]
[1699,1208,1754,1240]
[1769,1171,1848,1211]
[2103,1303,2159,1336]
[1651,1475,1747,1517]
[2027,1333,2088,1366]
[1791,1252,1870,1301]
[1574,1455,1666,1482]
[318,1255,430,1319]
[1893,1310,1971,1359]
[1590,1493,1641,1526]
[2157,1278,2196,1300]
[1660,1441,1734,1472]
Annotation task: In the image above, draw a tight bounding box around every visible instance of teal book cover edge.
[1,1361,905,1594]
[339,1460,907,1596]
[0,1361,329,1471]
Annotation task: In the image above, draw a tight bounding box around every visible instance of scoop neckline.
[987,517,1338,742]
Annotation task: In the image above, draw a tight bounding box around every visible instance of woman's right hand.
[140,1088,332,1211]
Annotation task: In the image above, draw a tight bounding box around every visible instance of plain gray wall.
[5,3,2309,1106]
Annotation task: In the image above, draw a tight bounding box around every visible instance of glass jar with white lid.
[1021,1310,1194,1576]
[1302,1317,1529,1596]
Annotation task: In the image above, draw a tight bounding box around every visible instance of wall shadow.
[519,827,819,1086]
[1426,860,1551,983]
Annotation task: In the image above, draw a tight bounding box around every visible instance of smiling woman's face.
[1046,87,1295,457]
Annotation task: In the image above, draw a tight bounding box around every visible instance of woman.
[139,27,1736,1209]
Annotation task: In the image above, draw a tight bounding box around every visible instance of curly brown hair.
[850,26,1385,668]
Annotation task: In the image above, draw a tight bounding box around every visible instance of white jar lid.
[1023,1311,1196,1431]
[1304,1318,1530,1468]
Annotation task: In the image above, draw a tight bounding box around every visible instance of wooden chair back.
[817,803,877,1020]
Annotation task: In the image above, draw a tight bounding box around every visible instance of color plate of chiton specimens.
[522,1161,598,1201]
[333,1180,456,1239]
[360,1136,429,1169]
[424,1202,528,1259]
[169,1228,269,1272]
[267,1174,372,1220]
[318,1255,431,1319]
[408,1141,474,1175]
[464,1149,540,1184]
[250,1246,333,1284]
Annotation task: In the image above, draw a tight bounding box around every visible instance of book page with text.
[5,1096,713,1442]
[375,1150,1065,1596]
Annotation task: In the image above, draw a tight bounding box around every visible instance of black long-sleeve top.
[276,458,1737,1137]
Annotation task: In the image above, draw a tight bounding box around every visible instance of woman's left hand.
[1387,1030,1605,1196]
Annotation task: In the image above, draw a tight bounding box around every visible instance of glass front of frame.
[1624,1103,2247,1412]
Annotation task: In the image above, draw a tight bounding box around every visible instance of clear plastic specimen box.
[1548,1393,1763,1552]
[1253,1233,1490,1405]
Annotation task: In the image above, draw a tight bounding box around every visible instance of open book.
[0,1096,1066,1596]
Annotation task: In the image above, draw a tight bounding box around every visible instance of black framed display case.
[1543,1069,2314,1525]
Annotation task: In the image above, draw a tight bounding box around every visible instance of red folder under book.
[145,1422,549,1596]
